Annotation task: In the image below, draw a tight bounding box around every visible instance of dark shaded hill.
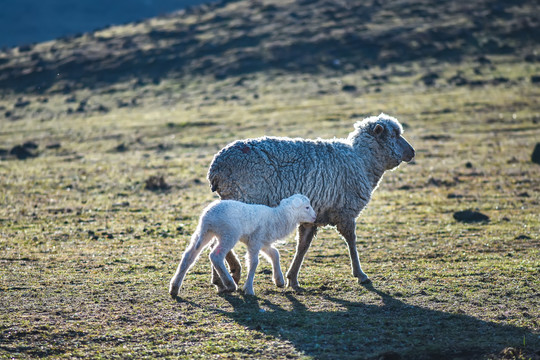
[0,0,538,93]
[0,0,210,48]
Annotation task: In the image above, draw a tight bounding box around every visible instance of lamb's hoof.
[359,277,372,285]
[169,286,179,299]
[274,278,285,288]
[217,284,237,294]
[287,282,305,293]
[242,284,255,296]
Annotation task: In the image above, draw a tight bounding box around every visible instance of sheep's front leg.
[261,245,285,287]
[337,219,370,284]
[286,224,317,291]
[242,246,261,296]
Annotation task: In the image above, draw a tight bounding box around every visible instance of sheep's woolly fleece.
[208,113,413,227]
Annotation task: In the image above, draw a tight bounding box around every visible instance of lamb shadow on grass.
[183,284,539,360]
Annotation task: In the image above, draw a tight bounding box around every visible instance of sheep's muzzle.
[399,136,415,162]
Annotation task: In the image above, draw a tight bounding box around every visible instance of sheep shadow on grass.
[179,284,539,360]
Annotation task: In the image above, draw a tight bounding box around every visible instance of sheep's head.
[282,194,317,223]
[349,113,415,170]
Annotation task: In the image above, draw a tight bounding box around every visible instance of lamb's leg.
[211,250,241,290]
[210,242,224,291]
[337,219,370,284]
[286,223,317,292]
[209,240,238,293]
[261,245,285,288]
[242,246,260,296]
[169,230,214,298]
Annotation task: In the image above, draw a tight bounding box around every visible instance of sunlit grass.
[1,55,539,359]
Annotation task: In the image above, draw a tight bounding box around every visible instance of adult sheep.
[207,113,415,291]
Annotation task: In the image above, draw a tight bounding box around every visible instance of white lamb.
[169,194,317,298]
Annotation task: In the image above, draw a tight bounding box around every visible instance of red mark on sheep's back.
[240,145,251,154]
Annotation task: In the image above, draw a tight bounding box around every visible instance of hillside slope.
[0,0,538,93]
[0,0,209,48]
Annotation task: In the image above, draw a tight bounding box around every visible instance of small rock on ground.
[453,210,490,223]
[531,143,540,164]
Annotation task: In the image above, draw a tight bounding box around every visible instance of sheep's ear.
[292,197,303,208]
[373,123,384,136]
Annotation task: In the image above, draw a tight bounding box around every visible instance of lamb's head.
[349,113,415,170]
[281,194,317,223]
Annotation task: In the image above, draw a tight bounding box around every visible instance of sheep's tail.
[208,155,220,192]
[207,150,229,193]
[210,178,219,193]
[207,142,244,196]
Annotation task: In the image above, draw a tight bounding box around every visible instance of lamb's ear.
[373,123,384,136]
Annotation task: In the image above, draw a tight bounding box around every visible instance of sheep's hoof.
[274,277,285,288]
[214,271,240,287]
[213,280,227,293]
[218,288,235,294]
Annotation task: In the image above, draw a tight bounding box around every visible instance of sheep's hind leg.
[211,250,241,291]
[286,224,317,292]
[337,219,370,284]
[261,245,285,288]
[209,241,238,293]
[227,250,242,284]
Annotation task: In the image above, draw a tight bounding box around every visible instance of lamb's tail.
[186,225,213,256]
[181,226,216,273]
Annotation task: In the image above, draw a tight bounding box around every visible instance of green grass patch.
[1,55,539,359]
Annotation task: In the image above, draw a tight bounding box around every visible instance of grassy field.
[1,54,539,359]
